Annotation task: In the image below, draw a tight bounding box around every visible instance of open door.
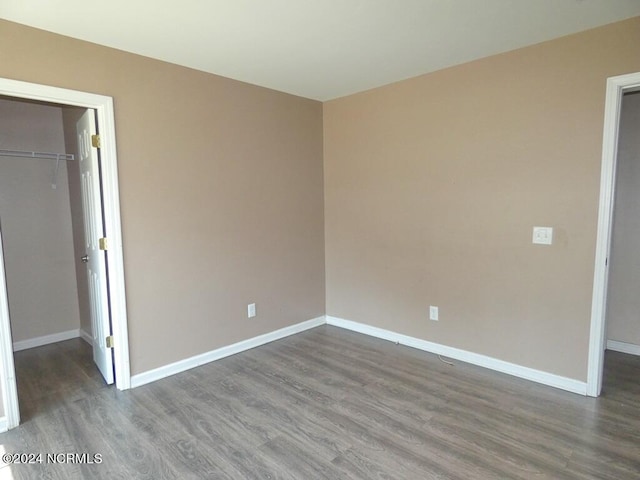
[76,110,114,385]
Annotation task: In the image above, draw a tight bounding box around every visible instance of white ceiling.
[1,1,639,101]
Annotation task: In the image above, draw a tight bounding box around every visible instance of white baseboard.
[12,329,80,352]
[607,339,640,356]
[326,316,587,395]
[0,416,7,433]
[130,314,587,395]
[130,316,326,388]
[79,329,93,346]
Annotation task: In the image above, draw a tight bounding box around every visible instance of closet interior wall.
[0,97,83,345]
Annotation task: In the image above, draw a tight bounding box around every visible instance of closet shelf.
[0,149,75,189]
[0,149,74,161]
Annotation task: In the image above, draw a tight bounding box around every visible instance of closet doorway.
[0,78,130,432]
[601,90,640,388]
[588,72,640,397]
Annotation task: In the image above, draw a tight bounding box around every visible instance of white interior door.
[76,110,114,385]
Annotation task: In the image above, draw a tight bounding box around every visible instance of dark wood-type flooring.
[1,325,639,479]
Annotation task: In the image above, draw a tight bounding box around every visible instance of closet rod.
[0,149,74,161]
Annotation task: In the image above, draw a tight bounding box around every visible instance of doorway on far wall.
[603,90,640,389]
[588,72,640,397]
[0,78,131,432]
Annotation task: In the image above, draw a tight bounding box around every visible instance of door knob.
[81,255,89,263]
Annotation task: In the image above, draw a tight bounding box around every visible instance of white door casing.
[0,225,20,430]
[77,110,114,385]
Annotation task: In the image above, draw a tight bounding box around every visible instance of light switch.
[532,226,553,245]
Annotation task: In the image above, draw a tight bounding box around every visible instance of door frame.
[0,78,131,429]
[587,71,640,397]
[0,226,19,431]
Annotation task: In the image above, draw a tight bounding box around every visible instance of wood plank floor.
[1,326,639,479]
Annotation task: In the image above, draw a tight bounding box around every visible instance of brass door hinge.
[99,238,108,251]
[91,134,101,148]
[106,335,114,348]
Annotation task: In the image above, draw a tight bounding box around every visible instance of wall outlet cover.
[532,226,553,245]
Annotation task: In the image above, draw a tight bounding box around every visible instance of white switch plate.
[429,305,439,321]
[248,303,256,318]
[532,226,553,245]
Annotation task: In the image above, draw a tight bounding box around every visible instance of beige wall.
[0,97,81,342]
[0,19,325,375]
[607,91,640,346]
[324,17,640,381]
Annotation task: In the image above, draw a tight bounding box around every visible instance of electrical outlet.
[429,305,439,321]
[248,303,256,318]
